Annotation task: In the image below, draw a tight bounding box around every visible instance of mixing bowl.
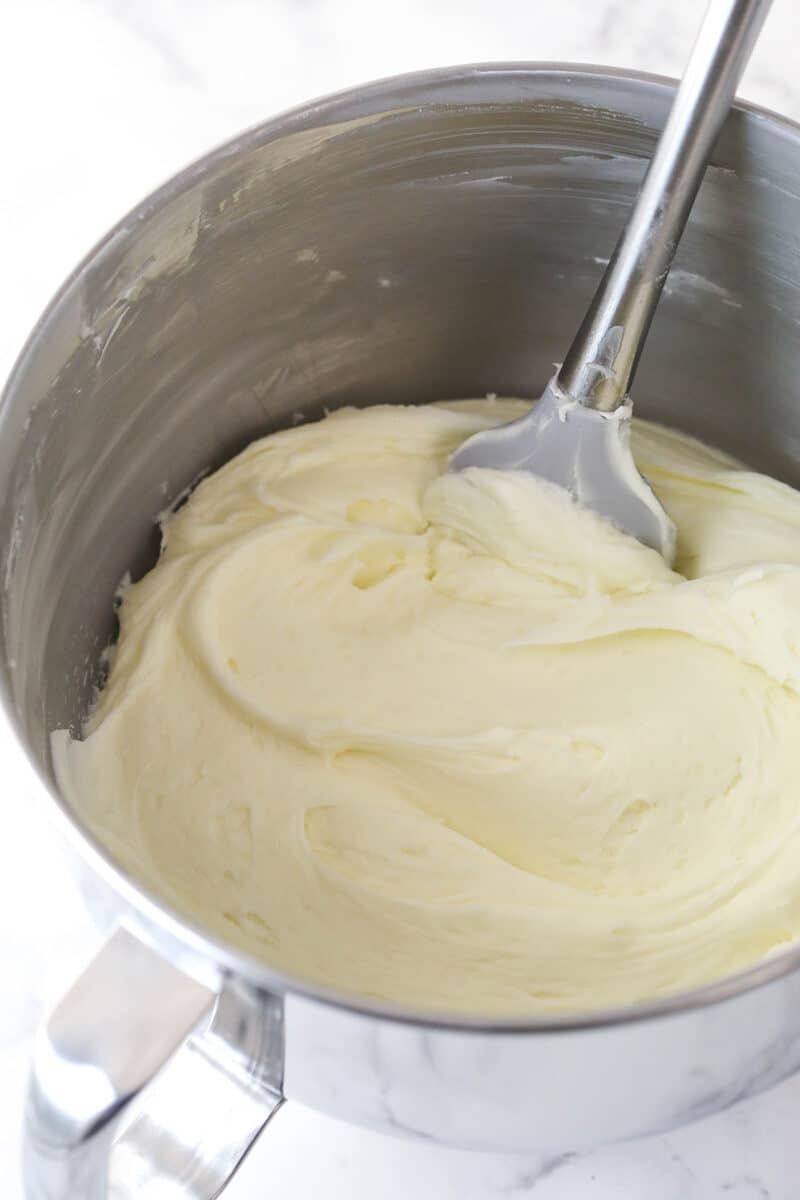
[6,63,800,1200]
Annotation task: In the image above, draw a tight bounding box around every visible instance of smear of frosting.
[52,400,800,1015]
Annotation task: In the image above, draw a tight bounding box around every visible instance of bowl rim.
[5,59,800,1034]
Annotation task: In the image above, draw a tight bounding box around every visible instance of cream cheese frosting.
[53,399,800,1015]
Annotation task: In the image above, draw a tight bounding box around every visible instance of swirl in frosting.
[53,399,800,1014]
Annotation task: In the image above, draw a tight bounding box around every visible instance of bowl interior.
[4,63,800,889]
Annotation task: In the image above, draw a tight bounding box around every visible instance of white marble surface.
[4,1,800,1196]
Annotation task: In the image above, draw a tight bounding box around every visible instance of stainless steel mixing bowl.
[6,64,800,1200]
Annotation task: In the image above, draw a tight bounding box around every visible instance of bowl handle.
[22,925,284,1198]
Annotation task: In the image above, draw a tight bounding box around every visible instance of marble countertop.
[4,1,800,1196]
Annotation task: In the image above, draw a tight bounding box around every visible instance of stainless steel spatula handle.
[558,0,772,413]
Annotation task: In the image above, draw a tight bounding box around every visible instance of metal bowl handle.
[22,927,285,1198]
